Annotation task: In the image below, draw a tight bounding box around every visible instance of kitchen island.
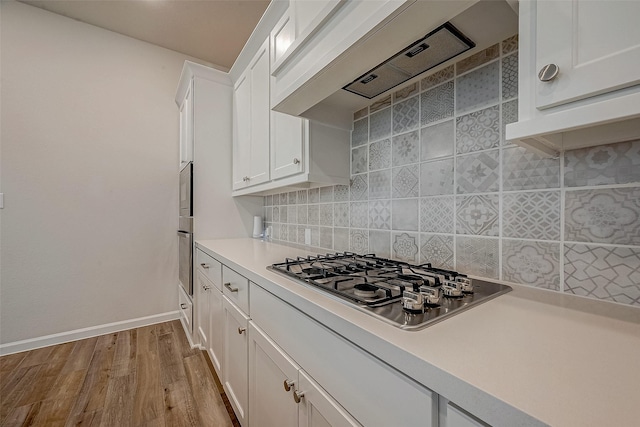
[196,238,640,427]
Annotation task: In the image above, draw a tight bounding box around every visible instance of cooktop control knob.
[402,291,425,314]
[457,277,473,293]
[418,286,442,306]
[443,280,463,297]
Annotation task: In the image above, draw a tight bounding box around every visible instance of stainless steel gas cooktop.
[268,252,512,331]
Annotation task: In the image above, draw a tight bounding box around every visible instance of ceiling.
[20,0,271,71]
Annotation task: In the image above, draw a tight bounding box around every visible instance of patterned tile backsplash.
[262,37,640,309]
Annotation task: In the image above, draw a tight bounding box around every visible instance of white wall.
[0,1,206,344]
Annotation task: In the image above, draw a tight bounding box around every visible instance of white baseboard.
[0,311,181,356]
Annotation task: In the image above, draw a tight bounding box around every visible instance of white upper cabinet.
[233,38,271,190]
[506,0,640,157]
[270,110,305,181]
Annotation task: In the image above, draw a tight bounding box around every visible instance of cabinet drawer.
[251,284,438,427]
[222,266,250,314]
[178,284,193,333]
[196,249,222,290]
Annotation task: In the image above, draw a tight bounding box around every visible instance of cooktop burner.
[267,252,512,330]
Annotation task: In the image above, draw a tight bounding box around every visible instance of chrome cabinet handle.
[238,327,246,334]
[180,303,187,309]
[293,390,304,403]
[538,64,559,82]
[200,263,210,269]
[224,283,239,293]
[283,379,294,392]
[202,284,211,291]
[293,158,300,165]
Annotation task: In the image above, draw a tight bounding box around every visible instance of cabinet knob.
[243,176,250,182]
[200,263,210,269]
[293,158,300,165]
[293,390,304,404]
[538,64,559,82]
[283,379,295,392]
[180,303,187,309]
[224,283,239,293]
[237,327,246,334]
[202,284,211,291]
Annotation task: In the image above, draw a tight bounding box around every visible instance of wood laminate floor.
[0,320,237,427]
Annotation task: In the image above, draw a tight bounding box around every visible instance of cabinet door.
[179,80,194,167]
[298,370,361,427]
[535,0,640,109]
[248,38,271,186]
[249,322,299,427]
[233,72,251,190]
[209,287,224,377]
[223,297,249,426]
[271,112,305,180]
[441,401,489,427]
[195,271,211,351]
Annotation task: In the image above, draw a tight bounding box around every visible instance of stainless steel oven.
[178,162,193,295]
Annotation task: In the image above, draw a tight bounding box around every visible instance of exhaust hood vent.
[343,23,475,99]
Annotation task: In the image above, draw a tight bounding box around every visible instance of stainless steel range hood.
[343,23,475,99]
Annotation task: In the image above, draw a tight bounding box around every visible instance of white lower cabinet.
[440,399,489,427]
[223,296,250,426]
[195,250,224,376]
[249,322,360,427]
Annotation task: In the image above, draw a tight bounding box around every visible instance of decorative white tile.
[565,244,640,306]
[392,165,419,198]
[420,196,454,233]
[455,236,499,279]
[564,140,640,187]
[420,81,454,126]
[370,95,391,113]
[369,138,392,171]
[456,105,500,154]
[265,195,273,206]
[420,120,454,161]
[503,146,560,191]
[334,227,350,251]
[502,53,518,101]
[297,190,308,204]
[456,150,500,194]
[392,232,419,263]
[565,188,640,245]
[420,158,454,196]
[287,224,297,243]
[279,222,288,241]
[297,205,308,225]
[456,44,499,75]
[334,203,350,227]
[456,61,499,115]
[369,230,391,258]
[319,203,333,227]
[264,206,273,223]
[369,170,391,200]
[350,229,369,254]
[350,174,369,201]
[502,240,560,290]
[334,185,350,202]
[297,225,306,245]
[392,199,419,231]
[420,65,454,91]
[503,191,560,240]
[369,200,391,230]
[392,96,419,135]
[307,204,319,225]
[350,202,368,229]
[310,226,320,247]
[319,186,334,203]
[354,107,368,121]
[502,34,518,54]
[502,99,518,145]
[280,205,288,223]
[288,191,297,205]
[287,206,297,224]
[319,227,333,249]
[272,206,280,223]
[456,194,500,236]
[394,82,419,102]
[352,146,368,174]
[352,117,368,147]
[308,188,319,204]
[419,234,454,269]
[369,107,392,142]
[392,130,419,166]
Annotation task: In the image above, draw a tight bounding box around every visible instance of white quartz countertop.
[196,238,640,427]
